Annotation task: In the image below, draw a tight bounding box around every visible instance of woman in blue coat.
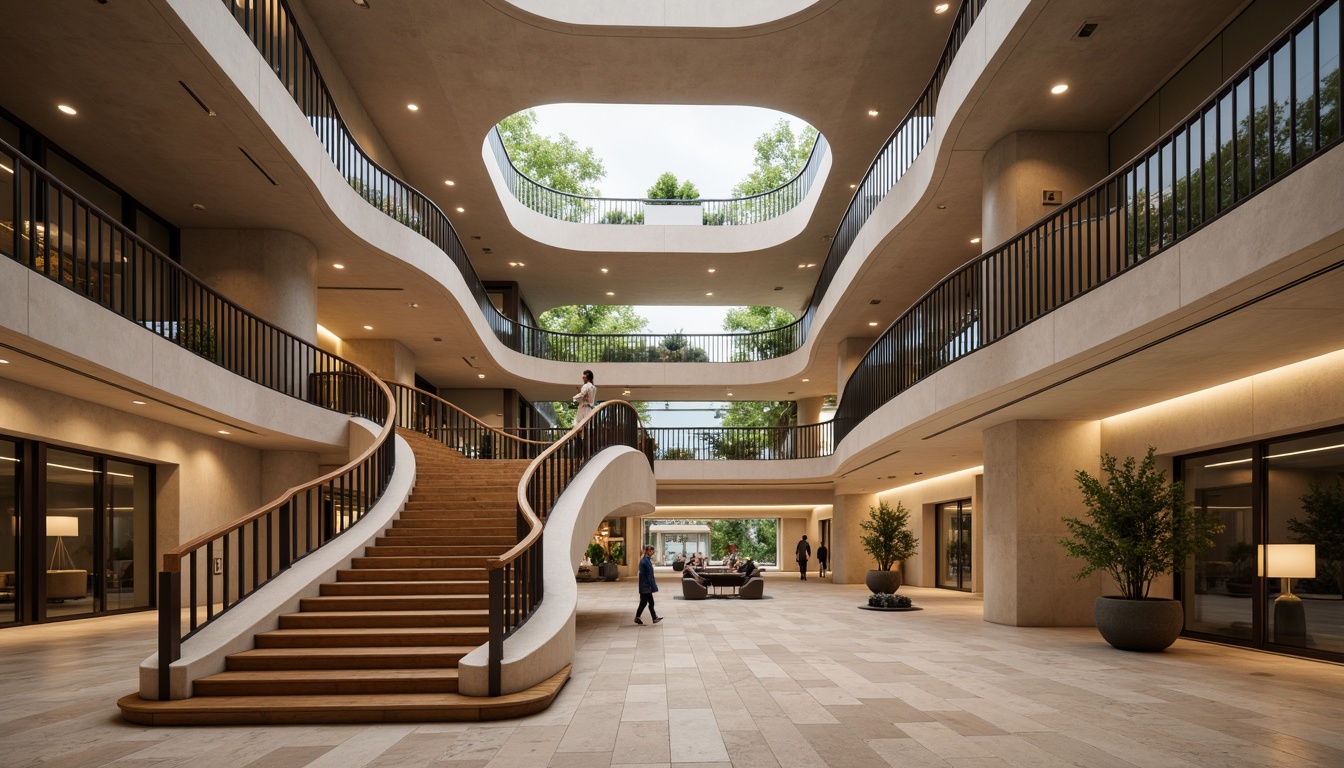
[635,544,663,625]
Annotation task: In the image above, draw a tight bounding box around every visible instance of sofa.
[681,572,708,599]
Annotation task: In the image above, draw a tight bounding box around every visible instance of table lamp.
[1259,543,1316,645]
[47,516,79,570]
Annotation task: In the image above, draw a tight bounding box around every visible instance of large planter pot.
[1093,596,1184,652]
[600,562,620,582]
[865,569,902,594]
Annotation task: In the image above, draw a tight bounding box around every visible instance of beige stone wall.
[869,469,982,591]
[0,377,320,568]
[181,229,318,344]
[981,131,1108,249]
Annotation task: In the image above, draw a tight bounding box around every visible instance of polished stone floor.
[2,573,1343,767]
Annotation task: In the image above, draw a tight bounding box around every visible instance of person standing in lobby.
[817,541,829,579]
[796,534,811,580]
[635,544,662,625]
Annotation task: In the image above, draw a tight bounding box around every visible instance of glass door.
[44,449,97,619]
[937,500,972,591]
[0,440,18,624]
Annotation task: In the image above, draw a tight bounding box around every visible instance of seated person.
[736,559,757,578]
[722,545,740,569]
[682,564,709,586]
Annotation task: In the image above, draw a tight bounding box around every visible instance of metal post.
[157,570,181,701]
[488,567,504,697]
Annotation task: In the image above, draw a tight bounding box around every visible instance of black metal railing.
[829,0,1342,442]
[211,0,985,364]
[645,422,834,461]
[158,369,394,700]
[488,128,829,226]
[487,401,648,696]
[384,381,560,458]
[515,325,808,364]
[0,138,403,700]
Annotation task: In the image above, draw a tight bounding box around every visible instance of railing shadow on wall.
[211,0,986,364]
[487,127,828,227]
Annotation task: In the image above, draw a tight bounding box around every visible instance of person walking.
[635,544,662,625]
[572,369,596,424]
[796,534,811,580]
[817,541,829,579]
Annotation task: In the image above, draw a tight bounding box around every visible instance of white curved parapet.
[495,0,826,28]
[137,422,416,700]
[458,447,656,696]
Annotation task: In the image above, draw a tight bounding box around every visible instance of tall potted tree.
[1060,448,1222,652]
[860,500,919,594]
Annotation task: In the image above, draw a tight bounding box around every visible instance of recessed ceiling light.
[707,268,716,273]
[727,392,734,397]
[849,184,857,188]
[191,203,206,210]
[936,204,946,209]
[217,430,230,435]
[353,0,370,7]
[798,264,807,268]
[934,3,949,13]
[1051,83,1069,95]
[363,325,373,330]
[622,390,631,396]
[868,322,879,326]
[970,237,981,244]
[407,103,419,111]
[455,207,465,213]
[477,373,486,379]
[801,378,810,382]
[132,400,145,405]
[601,268,609,273]
[58,104,77,115]
[0,359,9,364]
[606,291,614,296]
[867,109,879,117]
[508,261,520,267]
[706,292,713,296]
[333,263,345,269]
[407,302,419,308]
[444,180,455,186]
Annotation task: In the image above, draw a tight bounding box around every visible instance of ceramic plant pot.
[865,569,902,594]
[1093,596,1184,652]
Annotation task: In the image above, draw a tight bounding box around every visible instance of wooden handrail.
[490,401,639,571]
[161,364,396,572]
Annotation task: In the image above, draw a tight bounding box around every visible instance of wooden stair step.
[391,519,514,531]
[118,666,571,725]
[255,627,489,648]
[364,545,504,557]
[302,596,489,612]
[336,568,485,582]
[193,668,461,696]
[318,583,489,599]
[351,556,489,569]
[375,535,514,546]
[226,646,475,671]
[280,609,488,629]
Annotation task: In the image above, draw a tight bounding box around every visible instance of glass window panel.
[1252,61,1271,190]
[1235,79,1252,199]
[1273,45,1294,176]
[0,440,18,624]
[1320,1,1341,146]
[0,145,14,259]
[105,460,151,611]
[44,153,120,219]
[1296,26,1318,159]
[1219,93,1236,209]
[44,449,95,618]
[1265,429,1344,652]
[1181,448,1254,641]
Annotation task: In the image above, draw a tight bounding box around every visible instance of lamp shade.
[1258,544,1316,579]
[46,516,79,537]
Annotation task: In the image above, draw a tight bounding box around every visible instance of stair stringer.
[138,422,416,700]
[458,447,655,696]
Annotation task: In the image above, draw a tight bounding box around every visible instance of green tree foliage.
[647,171,700,200]
[538,305,649,427]
[731,119,819,197]
[723,305,798,361]
[1287,480,1344,597]
[1061,448,1222,599]
[860,500,918,571]
[709,518,778,563]
[702,401,796,460]
[497,110,606,195]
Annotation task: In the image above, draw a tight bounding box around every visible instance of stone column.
[829,491,878,585]
[982,420,1104,626]
[981,132,1108,249]
[181,229,318,343]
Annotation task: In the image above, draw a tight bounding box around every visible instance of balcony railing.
[487,127,828,226]
[211,0,985,364]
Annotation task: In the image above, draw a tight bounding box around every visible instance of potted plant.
[1060,447,1222,652]
[859,500,918,594]
[601,543,622,581]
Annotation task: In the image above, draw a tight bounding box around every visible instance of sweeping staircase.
[119,429,569,725]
